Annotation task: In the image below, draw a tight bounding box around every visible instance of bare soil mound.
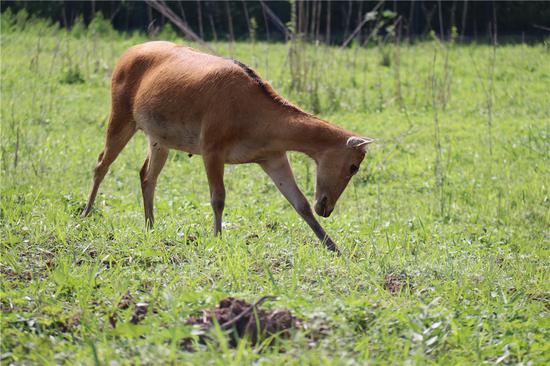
[185,296,301,347]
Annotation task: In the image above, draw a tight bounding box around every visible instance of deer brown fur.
[82,41,373,253]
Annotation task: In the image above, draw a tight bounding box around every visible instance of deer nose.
[314,196,332,217]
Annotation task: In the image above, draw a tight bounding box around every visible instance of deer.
[81,41,374,254]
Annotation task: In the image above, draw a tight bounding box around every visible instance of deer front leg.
[203,153,226,236]
[260,154,340,254]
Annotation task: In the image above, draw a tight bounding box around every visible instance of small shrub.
[157,24,178,41]
[1,8,16,32]
[71,15,86,38]
[88,12,114,37]
[60,65,85,84]
[380,47,391,67]
[15,8,29,30]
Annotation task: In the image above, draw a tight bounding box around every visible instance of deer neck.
[272,112,351,160]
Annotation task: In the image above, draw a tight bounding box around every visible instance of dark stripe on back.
[232,60,269,95]
[231,59,308,115]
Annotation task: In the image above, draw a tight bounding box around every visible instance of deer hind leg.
[202,152,225,236]
[140,140,169,228]
[81,111,136,218]
[260,154,340,254]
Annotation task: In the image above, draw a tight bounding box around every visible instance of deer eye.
[350,164,359,175]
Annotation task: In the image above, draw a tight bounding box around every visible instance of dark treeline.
[2,1,549,43]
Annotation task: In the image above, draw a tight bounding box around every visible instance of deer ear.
[346,136,375,149]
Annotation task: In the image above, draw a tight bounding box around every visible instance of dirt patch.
[529,292,549,310]
[117,291,134,310]
[245,233,259,244]
[185,234,198,243]
[163,234,197,246]
[10,312,82,335]
[53,313,81,333]
[109,292,148,327]
[130,303,149,324]
[384,273,411,294]
[0,266,33,283]
[184,296,301,348]
[0,300,14,312]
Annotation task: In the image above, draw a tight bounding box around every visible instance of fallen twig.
[341,0,386,48]
[145,0,217,55]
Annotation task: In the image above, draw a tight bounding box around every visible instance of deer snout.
[314,196,333,217]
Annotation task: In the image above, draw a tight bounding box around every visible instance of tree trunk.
[460,0,468,42]
[61,1,68,28]
[408,0,416,41]
[209,14,217,42]
[492,1,498,45]
[315,0,322,42]
[197,0,204,39]
[450,0,457,33]
[177,1,187,24]
[309,0,317,40]
[241,0,251,40]
[356,0,364,44]
[438,0,444,39]
[225,1,235,43]
[147,4,153,27]
[325,0,331,44]
[343,1,352,41]
[262,2,270,40]
[298,0,305,35]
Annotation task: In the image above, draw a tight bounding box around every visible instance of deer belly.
[226,143,262,164]
[136,112,201,154]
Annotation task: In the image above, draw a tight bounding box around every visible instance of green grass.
[1,18,549,365]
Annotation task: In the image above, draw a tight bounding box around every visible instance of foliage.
[87,12,115,38]
[1,22,549,365]
[70,15,87,39]
[60,65,85,85]
[157,24,179,42]
[2,1,550,43]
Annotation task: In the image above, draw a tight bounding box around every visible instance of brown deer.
[81,41,373,254]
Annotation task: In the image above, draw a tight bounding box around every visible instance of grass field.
[1,15,549,365]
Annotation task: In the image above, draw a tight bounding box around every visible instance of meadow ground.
[1,17,549,365]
